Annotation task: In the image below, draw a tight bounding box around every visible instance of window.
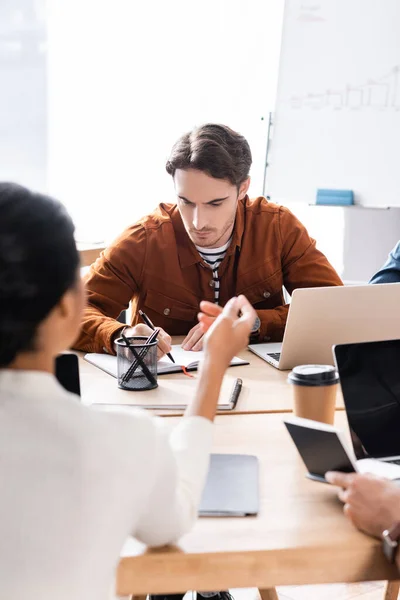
[0,1,46,190]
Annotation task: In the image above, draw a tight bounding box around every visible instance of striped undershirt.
[195,238,232,304]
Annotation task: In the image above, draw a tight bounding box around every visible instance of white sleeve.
[135,416,213,547]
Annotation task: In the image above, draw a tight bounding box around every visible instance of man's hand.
[200,295,257,369]
[181,303,223,351]
[326,471,400,538]
[181,323,206,352]
[123,324,172,360]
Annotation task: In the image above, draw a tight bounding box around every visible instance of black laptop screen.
[334,339,400,460]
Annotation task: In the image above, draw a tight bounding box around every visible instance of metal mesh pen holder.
[115,336,158,391]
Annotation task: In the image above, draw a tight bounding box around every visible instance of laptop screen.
[334,339,400,460]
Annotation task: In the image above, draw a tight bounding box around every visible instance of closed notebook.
[84,344,248,376]
[92,376,243,411]
[199,454,259,517]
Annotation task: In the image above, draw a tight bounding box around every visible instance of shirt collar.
[171,196,247,269]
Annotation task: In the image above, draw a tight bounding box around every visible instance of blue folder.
[316,189,354,206]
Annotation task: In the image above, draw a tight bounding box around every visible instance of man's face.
[174,168,249,249]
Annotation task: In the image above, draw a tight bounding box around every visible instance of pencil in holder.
[115,336,158,391]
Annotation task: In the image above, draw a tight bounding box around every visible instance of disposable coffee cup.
[287,364,339,425]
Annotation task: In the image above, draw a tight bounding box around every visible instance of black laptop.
[334,339,400,465]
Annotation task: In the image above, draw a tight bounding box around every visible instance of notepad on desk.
[84,344,248,377]
[199,454,259,517]
[92,374,243,411]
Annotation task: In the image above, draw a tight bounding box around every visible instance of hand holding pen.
[123,319,173,362]
[139,310,175,364]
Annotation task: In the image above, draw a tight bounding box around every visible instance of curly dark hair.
[0,183,79,366]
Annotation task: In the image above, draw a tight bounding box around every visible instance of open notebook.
[84,344,248,377]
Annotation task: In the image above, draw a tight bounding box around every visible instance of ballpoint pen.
[229,378,243,410]
[139,309,175,364]
[216,378,243,412]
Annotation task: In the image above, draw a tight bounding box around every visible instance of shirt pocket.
[143,289,198,323]
[236,268,284,309]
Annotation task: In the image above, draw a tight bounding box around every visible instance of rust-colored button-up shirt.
[74,196,342,353]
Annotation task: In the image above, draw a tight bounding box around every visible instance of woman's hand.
[185,295,256,421]
[200,295,256,368]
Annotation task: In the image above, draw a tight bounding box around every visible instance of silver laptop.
[248,283,400,370]
[334,339,400,467]
[199,454,259,516]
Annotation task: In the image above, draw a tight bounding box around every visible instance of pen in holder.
[115,333,158,391]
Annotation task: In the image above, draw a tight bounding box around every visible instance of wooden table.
[116,411,397,596]
[77,242,106,267]
[78,348,345,416]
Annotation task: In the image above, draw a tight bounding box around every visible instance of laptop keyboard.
[267,352,281,361]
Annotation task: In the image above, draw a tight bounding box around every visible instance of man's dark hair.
[166,124,252,187]
[0,182,79,366]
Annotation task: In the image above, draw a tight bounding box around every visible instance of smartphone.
[283,416,357,483]
[55,353,81,397]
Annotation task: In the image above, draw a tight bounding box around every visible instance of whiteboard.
[266,0,400,207]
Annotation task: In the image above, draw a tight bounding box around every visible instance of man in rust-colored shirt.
[74,124,342,354]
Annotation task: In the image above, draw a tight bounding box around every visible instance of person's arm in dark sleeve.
[370,241,400,284]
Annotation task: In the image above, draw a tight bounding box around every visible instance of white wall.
[47,0,285,242]
[281,202,399,281]
[341,207,400,281]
